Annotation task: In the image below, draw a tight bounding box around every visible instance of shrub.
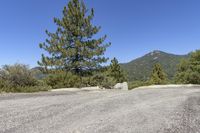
[0,64,38,86]
[44,72,82,89]
[90,73,116,89]
[175,50,200,84]
[186,71,200,84]
[44,71,116,89]
[0,64,50,93]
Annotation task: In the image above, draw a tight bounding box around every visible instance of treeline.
[0,58,126,92]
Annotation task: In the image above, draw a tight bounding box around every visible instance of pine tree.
[109,58,127,83]
[38,0,110,76]
[150,63,167,85]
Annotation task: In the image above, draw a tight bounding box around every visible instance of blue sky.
[0,0,200,67]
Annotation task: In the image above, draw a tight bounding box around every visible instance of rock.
[114,82,128,90]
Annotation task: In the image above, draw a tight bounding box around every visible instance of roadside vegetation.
[0,64,51,93]
[175,50,200,84]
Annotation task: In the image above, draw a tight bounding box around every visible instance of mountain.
[120,50,188,81]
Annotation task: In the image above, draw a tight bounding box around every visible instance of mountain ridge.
[120,50,189,81]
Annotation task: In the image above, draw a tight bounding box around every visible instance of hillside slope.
[121,50,188,81]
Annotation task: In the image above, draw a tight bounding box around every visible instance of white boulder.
[114,82,128,90]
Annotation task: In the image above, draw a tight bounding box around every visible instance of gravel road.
[1,87,200,133]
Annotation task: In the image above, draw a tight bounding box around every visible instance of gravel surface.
[0,87,200,133]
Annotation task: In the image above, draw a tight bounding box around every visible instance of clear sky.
[0,0,200,67]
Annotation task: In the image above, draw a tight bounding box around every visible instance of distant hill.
[120,50,189,81]
[31,67,46,79]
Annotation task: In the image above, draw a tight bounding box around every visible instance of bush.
[0,64,50,93]
[187,71,200,84]
[89,73,116,89]
[0,64,38,86]
[44,71,116,89]
[175,50,200,84]
[44,72,82,89]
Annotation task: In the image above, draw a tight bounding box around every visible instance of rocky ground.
[0,86,200,133]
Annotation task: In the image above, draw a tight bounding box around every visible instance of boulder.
[114,82,128,90]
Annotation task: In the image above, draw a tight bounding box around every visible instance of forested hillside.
[121,50,188,81]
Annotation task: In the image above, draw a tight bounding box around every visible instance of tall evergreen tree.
[150,63,167,85]
[38,0,110,76]
[109,58,127,83]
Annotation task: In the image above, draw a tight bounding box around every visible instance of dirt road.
[0,87,200,133]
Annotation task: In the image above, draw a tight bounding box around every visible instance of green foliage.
[174,59,190,84]
[108,58,127,83]
[44,71,82,89]
[44,70,116,89]
[175,50,200,84]
[89,72,116,89]
[0,64,50,93]
[121,50,188,81]
[149,63,168,85]
[0,64,38,87]
[186,71,200,84]
[189,50,200,73]
[38,0,110,76]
